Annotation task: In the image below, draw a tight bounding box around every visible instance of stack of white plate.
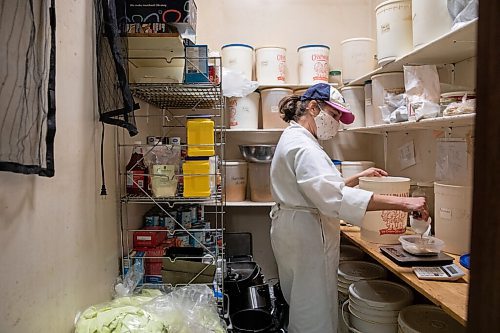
[398,305,466,333]
[348,280,414,333]
[338,261,387,295]
[340,245,364,262]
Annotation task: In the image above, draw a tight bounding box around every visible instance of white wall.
[0,1,120,332]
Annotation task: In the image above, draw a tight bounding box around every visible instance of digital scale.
[380,245,454,267]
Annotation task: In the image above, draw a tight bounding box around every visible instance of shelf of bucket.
[222,128,285,133]
[344,113,475,134]
[341,226,469,326]
[129,83,223,109]
[347,19,478,86]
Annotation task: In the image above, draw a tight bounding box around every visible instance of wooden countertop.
[341,226,469,326]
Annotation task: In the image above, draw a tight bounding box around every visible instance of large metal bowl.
[239,145,276,163]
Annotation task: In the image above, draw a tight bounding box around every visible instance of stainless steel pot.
[243,284,271,310]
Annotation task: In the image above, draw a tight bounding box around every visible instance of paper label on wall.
[398,140,416,170]
[440,208,452,220]
[271,106,279,113]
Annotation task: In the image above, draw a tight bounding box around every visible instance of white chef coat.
[270,121,373,333]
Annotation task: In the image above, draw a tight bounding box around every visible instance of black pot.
[224,261,263,295]
[243,284,271,310]
[231,309,274,333]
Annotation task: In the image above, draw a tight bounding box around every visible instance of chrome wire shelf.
[121,193,223,205]
[130,83,222,109]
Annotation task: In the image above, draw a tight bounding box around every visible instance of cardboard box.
[116,0,197,35]
[162,259,215,285]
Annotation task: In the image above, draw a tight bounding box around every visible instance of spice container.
[328,70,342,87]
[186,115,215,157]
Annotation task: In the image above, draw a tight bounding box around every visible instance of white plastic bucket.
[221,43,254,80]
[341,86,365,128]
[227,92,260,129]
[434,182,472,255]
[260,88,293,129]
[364,81,374,126]
[371,72,404,125]
[340,38,376,83]
[341,161,375,179]
[375,0,413,65]
[223,161,248,202]
[412,0,452,48]
[297,45,330,85]
[248,162,273,202]
[359,177,410,244]
[398,304,466,333]
[255,47,286,84]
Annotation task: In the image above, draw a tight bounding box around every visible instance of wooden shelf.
[225,201,275,207]
[343,113,475,134]
[341,226,469,326]
[347,19,478,86]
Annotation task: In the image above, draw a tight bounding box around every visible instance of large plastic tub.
[371,72,404,125]
[340,86,365,128]
[434,182,473,255]
[375,0,413,65]
[340,38,376,83]
[255,47,286,84]
[227,92,260,129]
[359,177,410,244]
[341,161,375,179]
[412,0,452,48]
[260,88,292,129]
[297,44,330,84]
[248,162,273,202]
[223,161,248,202]
[221,43,254,80]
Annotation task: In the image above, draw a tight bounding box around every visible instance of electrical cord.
[100,122,107,195]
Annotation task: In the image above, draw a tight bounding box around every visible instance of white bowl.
[399,235,445,256]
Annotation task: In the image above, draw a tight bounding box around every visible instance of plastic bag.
[144,144,181,197]
[221,68,258,98]
[143,285,227,333]
[380,92,408,123]
[443,97,476,116]
[404,65,441,121]
[447,0,478,30]
[114,259,145,298]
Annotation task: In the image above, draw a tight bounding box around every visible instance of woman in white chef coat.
[270,83,429,333]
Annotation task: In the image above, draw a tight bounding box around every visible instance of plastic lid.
[255,46,286,51]
[371,72,403,79]
[340,245,364,261]
[341,37,375,44]
[338,261,386,281]
[440,91,476,98]
[222,43,254,50]
[349,280,413,310]
[260,87,293,93]
[329,70,342,75]
[297,44,330,51]
[398,305,465,333]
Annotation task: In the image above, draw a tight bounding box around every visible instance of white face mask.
[314,105,340,140]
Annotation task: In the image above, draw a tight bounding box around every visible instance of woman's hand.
[345,167,388,187]
[358,167,388,178]
[404,196,430,221]
[367,195,429,221]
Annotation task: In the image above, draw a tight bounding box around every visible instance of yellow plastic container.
[187,117,215,157]
[183,158,211,197]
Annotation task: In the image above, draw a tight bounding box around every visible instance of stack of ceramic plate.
[337,261,387,295]
[348,280,414,333]
[340,245,364,262]
[398,305,465,333]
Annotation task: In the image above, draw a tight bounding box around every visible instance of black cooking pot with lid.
[243,284,272,311]
[224,261,263,294]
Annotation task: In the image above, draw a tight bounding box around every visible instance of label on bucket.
[378,193,408,235]
[440,208,452,220]
[271,106,279,113]
[312,54,329,81]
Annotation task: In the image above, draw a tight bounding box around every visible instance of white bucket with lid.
[255,47,286,84]
[340,86,365,128]
[371,72,405,125]
[248,162,273,202]
[297,44,330,85]
[341,161,375,179]
[338,261,387,283]
[434,182,472,255]
[412,0,452,48]
[221,43,254,80]
[227,92,260,129]
[260,88,292,129]
[341,38,376,83]
[223,161,248,202]
[398,304,466,333]
[375,0,413,66]
[359,177,410,244]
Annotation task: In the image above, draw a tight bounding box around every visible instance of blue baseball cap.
[301,83,355,124]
